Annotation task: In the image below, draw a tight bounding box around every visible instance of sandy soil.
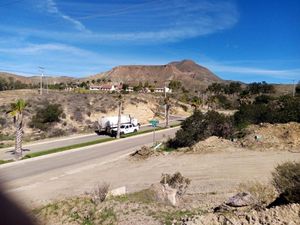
[5,149,300,208]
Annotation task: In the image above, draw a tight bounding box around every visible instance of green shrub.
[234,95,300,128]
[30,102,63,130]
[168,110,234,148]
[272,161,300,203]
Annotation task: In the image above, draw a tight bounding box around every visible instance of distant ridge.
[0,72,75,85]
[0,60,222,89]
[88,59,222,89]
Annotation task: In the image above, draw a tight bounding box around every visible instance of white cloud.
[45,0,86,31]
[206,63,300,79]
[0,0,238,43]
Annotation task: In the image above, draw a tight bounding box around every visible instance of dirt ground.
[5,148,300,208]
[240,122,300,151]
[22,148,300,225]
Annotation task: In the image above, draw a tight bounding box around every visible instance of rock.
[226,192,257,207]
[214,203,234,213]
[149,183,178,206]
[107,186,127,197]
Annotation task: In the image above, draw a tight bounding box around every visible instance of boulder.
[226,192,257,207]
[150,183,178,206]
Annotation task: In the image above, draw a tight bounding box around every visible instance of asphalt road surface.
[0,116,184,160]
[0,127,179,183]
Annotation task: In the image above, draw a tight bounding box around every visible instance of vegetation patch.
[29,102,63,131]
[23,137,114,159]
[168,110,234,148]
[0,159,14,165]
[272,161,300,203]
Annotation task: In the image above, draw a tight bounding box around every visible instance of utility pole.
[116,94,122,139]
[164,82,169,128]
[39,66,44,95]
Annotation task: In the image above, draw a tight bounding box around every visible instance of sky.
[0,0,299,83]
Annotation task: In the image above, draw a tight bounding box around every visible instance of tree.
[30,102,63,130]
[168,80,182,91]
[0,77,8,91]
[6,99,27,159]
[226,82,242,95]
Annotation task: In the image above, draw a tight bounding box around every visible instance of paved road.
[0,116,184,160]
[0,127,179,183]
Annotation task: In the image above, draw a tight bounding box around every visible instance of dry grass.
[237,181,277,206]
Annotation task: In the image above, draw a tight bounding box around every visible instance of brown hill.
[88,60,222,89]
[0,72,75,85]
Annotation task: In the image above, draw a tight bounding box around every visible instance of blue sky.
[0,0,299,83]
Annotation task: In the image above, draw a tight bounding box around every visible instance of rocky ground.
[240,122,300,152]
[27,122,300,225]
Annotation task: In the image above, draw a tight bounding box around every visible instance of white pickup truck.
[110,123,140,136]
[98,115,140,136]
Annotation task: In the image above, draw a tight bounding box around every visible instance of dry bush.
[237,181,277,206]
[272,161,300,203]
[91,182,110,204]
[160,172,191,196]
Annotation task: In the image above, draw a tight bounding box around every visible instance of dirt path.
[3,149,300,208]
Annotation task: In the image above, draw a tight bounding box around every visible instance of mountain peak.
[169,59,196,65]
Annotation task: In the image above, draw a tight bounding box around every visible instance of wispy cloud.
[0,42,169,76]
[206,63,300,79]
[45,0,86,31]
[1,0,238,43]
[0,43,90,55]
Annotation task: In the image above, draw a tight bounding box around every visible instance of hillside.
[0,72,75,85]
[87,59,222,89]
[0,89,190,147]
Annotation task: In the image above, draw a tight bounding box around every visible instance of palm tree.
[164,96,171,128]
[6,99,27,159]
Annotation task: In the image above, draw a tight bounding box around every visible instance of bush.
[234,95,300,128]
[160,172,191,196]
[272,161,300,203]
[91,182,110,204]
[30,102,63,130]
[168,110,234,148]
